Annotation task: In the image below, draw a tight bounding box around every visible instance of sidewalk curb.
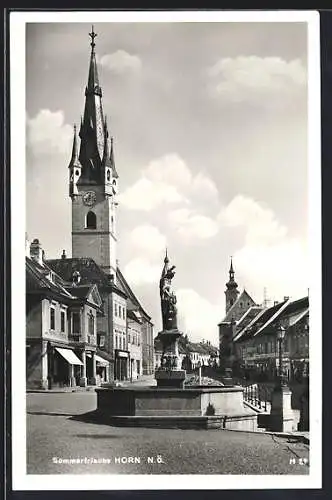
[224,428,309,444]
[26,388,97,394]
[265,431,310,445]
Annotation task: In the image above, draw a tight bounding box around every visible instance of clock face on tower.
[83,191,97,207]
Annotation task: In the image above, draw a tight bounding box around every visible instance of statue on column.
[159,250,178,331]
[155,249,186,387]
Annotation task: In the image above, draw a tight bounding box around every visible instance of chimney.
[274,300,279,306]
[30,239,44,266]
[61,249,67,259]
[283,296,290,301]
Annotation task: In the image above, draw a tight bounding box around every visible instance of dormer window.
[86,211,97,229]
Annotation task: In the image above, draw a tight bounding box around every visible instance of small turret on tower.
[68,124,82,197]
[225,257,239,313]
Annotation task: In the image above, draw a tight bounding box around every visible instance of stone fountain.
[95,252,258,430]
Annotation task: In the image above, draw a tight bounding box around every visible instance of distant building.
[154,336,219,371]
[233,296,309,382]
[217,259,309,382]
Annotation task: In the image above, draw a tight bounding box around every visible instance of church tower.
[225,258,239,313]
[69,27,119,279]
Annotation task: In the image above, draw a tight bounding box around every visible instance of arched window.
[86,211,97,229]
[107,169,111,181]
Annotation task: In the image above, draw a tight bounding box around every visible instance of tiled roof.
[26,257,76,302]
[233,299,288,342]
[47,258,108,285]
[253,296,309,337]
[47,258,127,298]
[116,267,152,321]
[236,306,264,329]
[233,296,309,342]
[219,289,257,324]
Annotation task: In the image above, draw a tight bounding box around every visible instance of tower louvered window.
[86,211,97,229]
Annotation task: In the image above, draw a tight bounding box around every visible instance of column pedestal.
[154,329,186,389]
[269,385,294,432]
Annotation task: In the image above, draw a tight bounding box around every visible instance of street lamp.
[277,324,287,387]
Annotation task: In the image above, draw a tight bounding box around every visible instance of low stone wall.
[96,385,249,418]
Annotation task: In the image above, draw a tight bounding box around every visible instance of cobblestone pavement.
[27,392,309,475]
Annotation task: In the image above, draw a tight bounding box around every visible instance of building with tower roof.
[218,259,309,385]
[27,28,154,387]
[218,259,257,374]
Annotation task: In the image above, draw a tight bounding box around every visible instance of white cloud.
[207,56,306,103]
[219,194,288,245]
[118,177,184,211]
[145,154,192,187]
[191,172,219,200]
[123,257,161,286]
[169,208,219,240]
[219,195,308,302]
[99,50,142,74]
[177,288,220,343]
[233,240,308,302]
[119,153,218,213]
[27,109,72,156]
[128,225,166,258]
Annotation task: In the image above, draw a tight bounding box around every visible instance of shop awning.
[55,347,83,365]
[95,355,109,366]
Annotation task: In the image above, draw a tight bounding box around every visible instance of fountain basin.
[96,385,255,418]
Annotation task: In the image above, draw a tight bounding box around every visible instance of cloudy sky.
[26,21,309,344]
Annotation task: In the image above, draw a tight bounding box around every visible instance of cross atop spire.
[89,25,97,51]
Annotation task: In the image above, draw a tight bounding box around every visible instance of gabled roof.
[288,308,309,327]
[26,257,76,302]
[253,296,309,338]
[236,306,264,329]
[47,258,127,299]
[65,283,103,309]
[233,296,309,342]
[47,257,108,285]
[116,267,152,322]
[219,289,256,324]
[233,299,288,342]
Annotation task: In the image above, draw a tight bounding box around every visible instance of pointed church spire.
[110,136,119,179]
[225,256,239,313]
[226,256,238,290]
[68,124,81,168]
[87,25,100,94]
[229,256,234,280]
[79,28,106,181]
